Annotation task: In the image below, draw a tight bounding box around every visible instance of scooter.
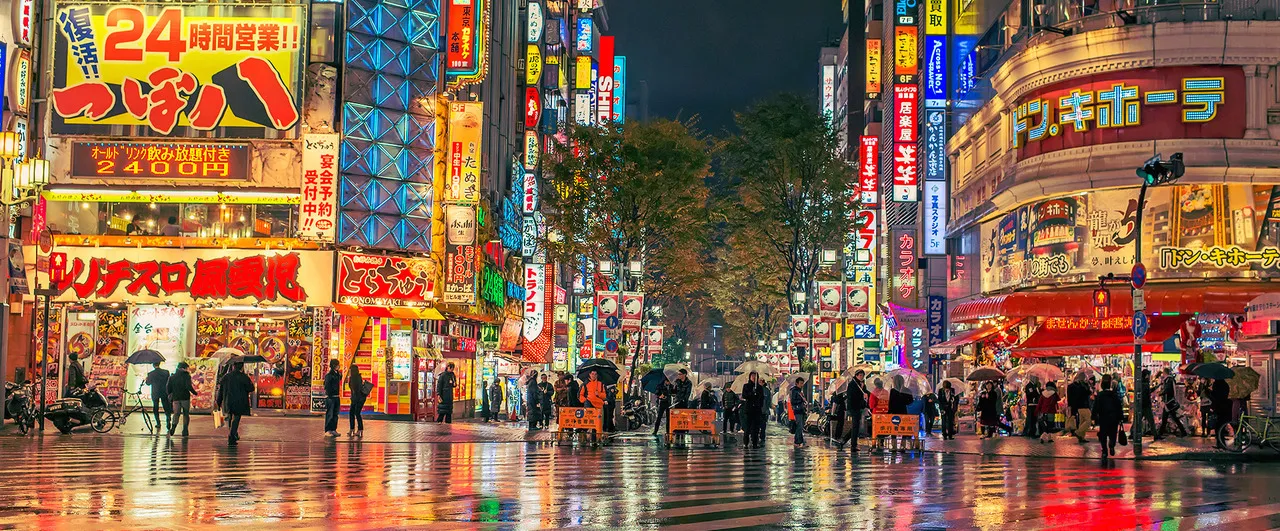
[45,385,108,434]
[4,381,28,420]
[622,394,651,427]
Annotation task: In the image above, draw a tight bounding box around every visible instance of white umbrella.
[844,364,876,377]
[1023,363,1064,384]
[734,360,778,376]
[664,363,690,381]
[939,377,967,396]
[729,372,752,394]
[826,376,851,399]
[780,372,811,387]
[211,347,245,363]
[885,368,932,395]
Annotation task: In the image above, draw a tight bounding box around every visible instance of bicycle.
[14,383,39,435]
[90,389,155,434]
[1217,414,1280,453]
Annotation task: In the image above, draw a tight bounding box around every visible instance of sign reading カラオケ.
[50,3,304,136]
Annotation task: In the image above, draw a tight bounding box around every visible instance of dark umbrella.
[231,354,269,364]
[577,366,620,386]
[579,358,619,371]
[1192,362,1235,380]
[125,349,165,365]
[640,368,668,394]
[1180,363,1202,375]
[966,366,1006,381]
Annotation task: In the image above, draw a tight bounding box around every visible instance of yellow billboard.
[526,45,542,86]
[575,56,593,90]
[49,3,303,136]
[447,102,483,203]
[866,39,881,95]
[926,0,947,35]
[895,26,918,76]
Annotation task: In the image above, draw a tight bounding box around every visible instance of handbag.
[1118,426,1129,446]
[361,381,374,395]
[212,410,224,428]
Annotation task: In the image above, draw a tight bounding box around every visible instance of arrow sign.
[605,315,620,329]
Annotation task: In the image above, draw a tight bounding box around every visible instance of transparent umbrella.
[1023,363,1065,384]
[734,360,777,376]
[884,368,931,395]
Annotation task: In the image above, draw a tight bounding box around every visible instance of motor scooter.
[45,385,108,434]
[4,381,28,419]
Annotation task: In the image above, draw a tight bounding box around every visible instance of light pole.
[1,152,51,428]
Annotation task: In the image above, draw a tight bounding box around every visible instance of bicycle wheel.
[90,409,116,433]
[1218,422,1251,453]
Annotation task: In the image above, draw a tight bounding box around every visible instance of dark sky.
[606,0,845,135]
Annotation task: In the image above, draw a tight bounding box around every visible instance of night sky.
[606,0,845,135]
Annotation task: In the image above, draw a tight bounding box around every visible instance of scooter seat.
[48,398,83,410]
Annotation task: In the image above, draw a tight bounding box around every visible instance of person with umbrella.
[938,380,960,440]
[166,361,197,437]
[978,381,1010,438]
[323,359,343,437]
[840,370,870,451]
[539,374,555,428]
[1156,368,1188,439]
[215,363,254,446]
[564,373,582,408]
[651,377,674,435]
[145,362,173,435]
[741,372,766,448]
[1021,375,1042,437]
[673,369,692,409]
[437,362,457,424]
[1211,375,1232,444]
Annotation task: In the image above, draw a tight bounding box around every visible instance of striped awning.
[333,303,445,320]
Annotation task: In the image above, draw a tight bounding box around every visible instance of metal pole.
[38,288,49,430]
[1131,181,1148,455]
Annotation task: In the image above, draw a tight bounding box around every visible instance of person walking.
[565,374,582,407]
[145,362,173,434]
[1022,376,1042,437]
[1156,369,1188,439]
[437,363,457,424]
[538,374,555,427]
[488,380,504,422]
[1037,382,1060,443]
[978,381,1003,438]
[1198,378,1215,437]
[1065,374,1092,443]
[526,372,543,430]
[652,379,673,435]
[888,376,913,414]
[1211,377,1232,445]
[722,386,740,434]
[166,361,197,437]
[323,359,342,437]
[922,392,938,436]
[788,377,807,447]
[1092,374,1124,460]
[673,370,692,409]
[554,374,569,408]
[215,363,254,446]
[348,363,368,438]
[938,380,960,440]
[1139,369,1156,437]
[699,382,717,410]
[741,372,766,449]
[841,370,870,451]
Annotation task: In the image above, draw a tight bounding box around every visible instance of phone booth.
[411,354,438,422]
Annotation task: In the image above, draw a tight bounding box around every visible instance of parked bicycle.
[90,389,155,433]
[1218,414,1280,453]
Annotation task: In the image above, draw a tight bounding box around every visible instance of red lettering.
[121,78,149,119]
[227,255,266,300]
[159,262,190,295]
[187,84,227,130]
[57,258,85,295]
[51,83,116,120]
[73,258,106,299]
[125,260,161,297]
[97,260,134,299]
[233,23,256,51]
[270,253,305,302]
[236,57,299,130]
[190,257,229,299]
[143,68,198,135]
[256,23,280,51]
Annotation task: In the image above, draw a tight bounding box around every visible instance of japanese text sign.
[13,0,34,45]
[575,56,592,89]
[558,406,603,431]
[894,0,917,25]
[894,85,918,143]
[444,205,478,304]
[893,142,919,202]
[525,86,541,128]
[927,295,946,349]
[924,180,947,255]
[613,56,627,124]
[925,0,947,34]
[576,16,593,52]
[859,136,879,205]
[852,209,878,265]
[891,229,917,306]
[924,109,946,181]
[337,253,435,307]
[523,265,553,363]
[895,26,918,76]
[299,134,340,242]
[445,0,488,85]
[48,248,332,305]
[527,1,543,43]
[448,101,483,202]
[50,3,303,136]
[70,141,249,181]
[526,45,542,86]
[865,39,881,97]
[924,36,947,103]
[872,413,919,437]
[817,281,842,319]
[12,48,30,115]
[596,36,615,124]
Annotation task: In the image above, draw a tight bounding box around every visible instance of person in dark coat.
[1138,369,1156,437]
[166,361,197,437]
[565,374,582,408]
[938,380,960,440]
[65,352,88,393]
[481,379,493,422]
[1156,369,1188,439]
[538,375,555,427]
[699,382,717,410]
[652,379,674,435]
[1066,376,1093,442]
[1022,376,1042,437]
[348,363,368,438]
[437,363,457,423]
[722,387,740,433]
[526,372,543,430]
[1211,378,1232,443]
[978,381,1003,438]
[323,359,342,437]
[741,372,766,448]
[888,376,913,414]
[788,377,807,447]
[922,392,939,436]
[215,363,254,446]
[145,362,173,434]
[841,370,870,451]
[673,370,692,409]
[488,380,503,422]
[1092,374,1124,460]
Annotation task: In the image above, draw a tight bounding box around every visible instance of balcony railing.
[1028,0,1280,49]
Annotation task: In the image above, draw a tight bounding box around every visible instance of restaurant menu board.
[187,357,219,411]
[284,316,314,411]
[91,310,127,404]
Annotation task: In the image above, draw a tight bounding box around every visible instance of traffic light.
[1093,288,1110,318]
[1136,152,1185,185]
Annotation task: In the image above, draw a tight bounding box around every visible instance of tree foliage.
[706,225,789,354]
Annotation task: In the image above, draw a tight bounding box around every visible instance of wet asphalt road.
[2,432,1280,530]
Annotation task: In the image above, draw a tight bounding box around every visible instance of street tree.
[706,225,789,354]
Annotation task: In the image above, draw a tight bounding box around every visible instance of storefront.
[33,246,333,413]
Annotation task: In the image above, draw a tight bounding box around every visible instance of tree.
[706,225,789,355]
[720,94,857,304]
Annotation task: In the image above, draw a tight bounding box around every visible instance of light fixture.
[821,248,838,266]
[7,158,50,205]
[792,291,806,304]
[598,260,613,275]
[0,132,19,159]
[629,259,643,278]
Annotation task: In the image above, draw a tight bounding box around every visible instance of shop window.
[44,201,296,238]
[309,3,338,64]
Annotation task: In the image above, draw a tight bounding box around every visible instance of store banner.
[813,319,832,347]
[299,133,340,242]
[893,85,918,143]
[522,264,553,363]
[645,326,663,354]
[443,204,478,304]
[790,315,812,346]
[596,291,620,324]
[613,56,626,124]
[927,294,947,349]
[620,291,644,330]
[817,281,842,319]
[859,136,879,205]
[444,0,488,84]
[846,284,870,321]
[894,26,918,76]
[596,36,615,123]
[126,305,191,400]
[337,253,436,306]
[923,180,947,255]
[865,39,880,97]
[499,318,521,352]
[50,3,304,135]
[447,101,483,202]
[524,130,540,168]
[45,247,333,305]
[527,0,543,42]
[893,143,919,202]
[575,16,593,53]
[890,228,918,307]
[575,56,592,89]
[526,46,542,86]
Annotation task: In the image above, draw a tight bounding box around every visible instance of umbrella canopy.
[125,349,165,365]
[1071,365,1099,382]
[1023,363,1065,384]
[966,366,1006,381]
[1192,362,1235,380]
[780,372,811,387]
[729,372,770,394]
[1180,363,1203,375]
[939,377,967,396]
[230,354,269,364]
[884,368,931,395]
[733,360,777,376]
[640,368,669,394]
[1227,366,1261,399]
[577,365,620,386]
[579,358,619,371]
[843,364,877,377]
[663,363,690,382]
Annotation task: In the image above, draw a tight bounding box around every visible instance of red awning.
[931,319,1024,354]
[1011,314,1187,358]
[951,284,1280,322]
[334,303,445,320]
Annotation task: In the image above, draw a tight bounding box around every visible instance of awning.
[1011,314,1187,358]
[334,303,445,320]
[931,319,1024,354]
[1238,336,1280,352]
[951,284,1280,322]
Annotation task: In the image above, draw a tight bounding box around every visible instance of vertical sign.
[523,265,552,363]
[895,0,918,25]
[890,229,918,307]
[574,93,592,125]
[12,48,31,116]
[923,180,947,255]
[852,209,878,265]
[298,133,341,242]
[448,102,483,202]
[924,109,947,182]
[596,36,615,124]
[524,86,541,128]
[576,16,593,53]
[893,85,919,202]
[12,0,34,45]
[859,136,879,205]
[524,130,539,168]
[527,1,544,42]
[894,26,918,77]
[865,39,881,98]
[925,0,947,34]
[444,205,479,304]
[445,0,489,84]
[894,85,918,143]
[522,163,539,214]
[927,295,947,361]
[526,45,543,85]
[924,36,947,103]
[575,56,593,89]
[613,56,627,124]
[821,64,836,123]
[620,291,644,330]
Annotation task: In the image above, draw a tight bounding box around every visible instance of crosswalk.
[0,432,1278,530]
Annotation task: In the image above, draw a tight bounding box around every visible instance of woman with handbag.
[348,363,370,438]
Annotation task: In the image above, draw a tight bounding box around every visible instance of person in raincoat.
[437,363,457,424]
[215,362,254,446]
[788,377,807,447]
[1092,374,1124,460]
[741,372,767,449]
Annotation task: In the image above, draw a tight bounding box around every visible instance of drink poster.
[195,315,227,357]
[284,316,314,410]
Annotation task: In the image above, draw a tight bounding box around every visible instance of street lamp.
[598,260,613,275]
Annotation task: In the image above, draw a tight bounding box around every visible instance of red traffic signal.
[1093,288,1110,318]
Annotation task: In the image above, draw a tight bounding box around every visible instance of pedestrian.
[1066,374,1092,443]
[938,380,960,440]
[741,372,766,449]
[888,376,913,414]
[870,378,889,413]
[1156,369,1188,439]
[481,379,493,422]
[652,379,673,435]
[604,385,618,432]
[1139,369,1156,437]
[1198,378,1214,437]
[1211,377,1232,444]
[978,381,1003,438]
[488,380,504,422]
[65,352,88,393]
[323,359,342,437]
[348,363,368,438]
[722,386,740,434]
[145,362,173,434]
[922,391,938,436]
[539,374,555,426]
[841,370,870,451]
[1092,374,1124,460]
[581,371,606,409]
[554,374,569,408]
[673,370,692,409]
[788,377,807,447]
[565,374,582,407]
[526,372,543,430]
[437,362,457,424]
[1022,375,1042,437]
[1037,382,1059,443]
[166,361,197,437]
[215,362,254,446]
[699,382,717,410]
